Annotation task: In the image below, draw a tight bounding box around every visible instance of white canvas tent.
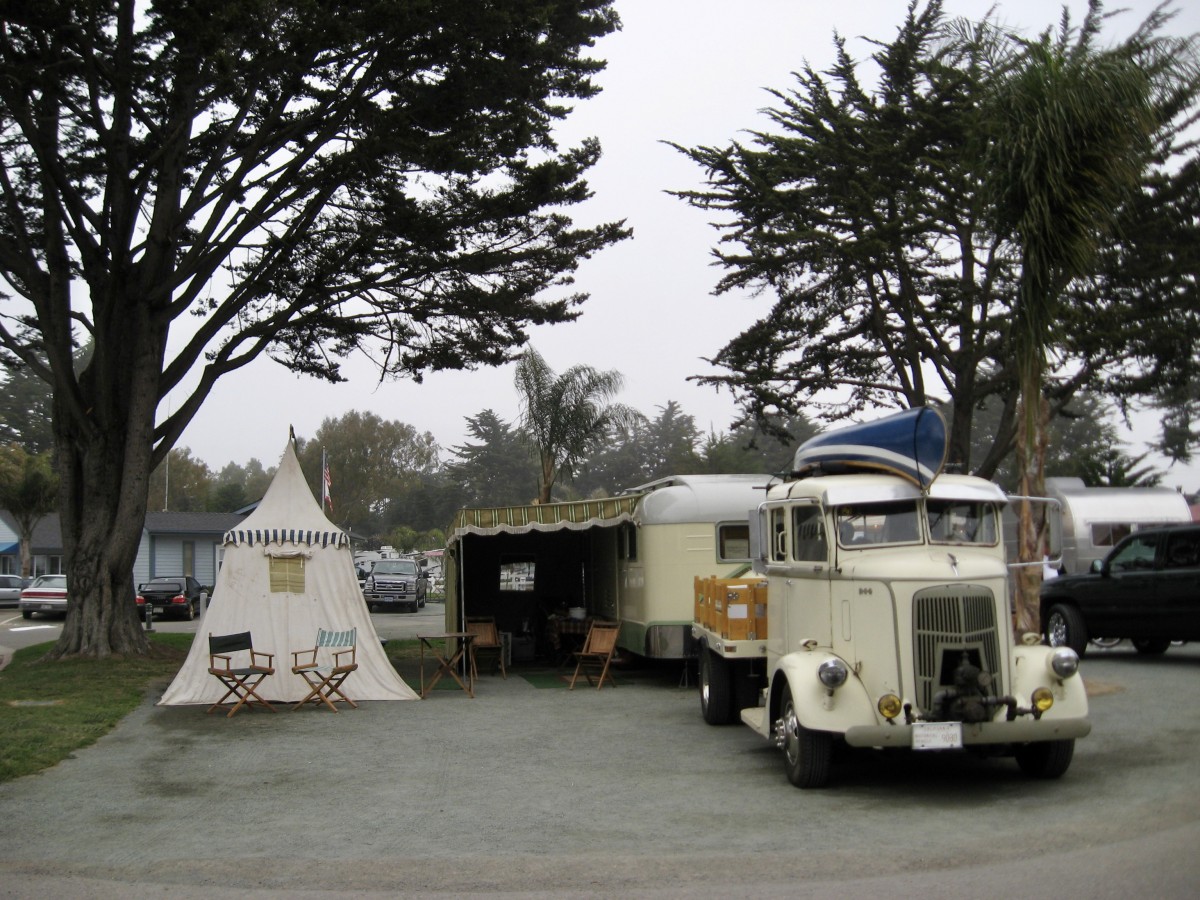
[160,436,418,705]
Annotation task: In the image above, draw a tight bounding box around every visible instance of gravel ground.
[1,629,1198,898]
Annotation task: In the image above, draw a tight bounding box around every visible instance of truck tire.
[1014,738,1074,779]
[1045,604,1088,656]
[1132,638,1170,655]
[780,684,832,789]
[700,647,734,725]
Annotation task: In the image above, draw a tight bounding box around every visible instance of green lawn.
[0,634,436,783]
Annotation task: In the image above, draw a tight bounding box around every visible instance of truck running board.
[740,706,768,736]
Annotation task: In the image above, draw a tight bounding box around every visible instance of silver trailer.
[1045,477,1192,574]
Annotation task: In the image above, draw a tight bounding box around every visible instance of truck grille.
[912,586,1003,714]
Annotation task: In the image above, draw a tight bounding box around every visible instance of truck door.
[1157,529,1200,638]
[1094,532,1161,637]
[784,502,833,648]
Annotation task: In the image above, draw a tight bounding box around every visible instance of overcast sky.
[172,1,1200,491]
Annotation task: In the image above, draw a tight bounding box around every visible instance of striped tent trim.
[223,528,349,548]
[447,495,641,544]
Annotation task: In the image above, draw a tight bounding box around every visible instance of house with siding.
[0,510,247,589]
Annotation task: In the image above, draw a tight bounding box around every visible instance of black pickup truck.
[1041,523,1200,656]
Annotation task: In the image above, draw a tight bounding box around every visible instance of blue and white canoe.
[790,407,948,490]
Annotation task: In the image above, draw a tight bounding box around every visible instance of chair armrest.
[252,649,275,667]
[210,653,233,672]
[333,647,356,667]
[292,647,317,668]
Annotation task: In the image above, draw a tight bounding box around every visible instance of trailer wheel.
[1132,638,1170,655]
[1045,604,1088,656]
[1014,739,1075,779]
[780,684,832,789]
[699,647,734,725]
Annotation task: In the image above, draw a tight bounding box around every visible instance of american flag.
[322,449,333,512]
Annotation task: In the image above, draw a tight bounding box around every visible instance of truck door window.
[1108,535,1159,572]
[791,506,827,562]
[1164,531,1200,569]
[927,500,998,545]
[771,508,787,561]
[836,501,920,546]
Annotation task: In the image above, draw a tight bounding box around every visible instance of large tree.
[0,1,626,657]
[673,1,1200,483]
[513,345,639,502]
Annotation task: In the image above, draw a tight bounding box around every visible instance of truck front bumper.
[844,715,1091,749]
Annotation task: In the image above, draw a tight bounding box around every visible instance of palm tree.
[513,346,641,503]
[979,1,1199,631]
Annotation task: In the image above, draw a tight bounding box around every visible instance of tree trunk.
[1012,360,1049,636]
[45,296,166,659]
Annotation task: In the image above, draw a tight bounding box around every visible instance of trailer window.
[618,522,638,561]
[1091,523,1132,547]
[836,501,920,546]
[927,500,998,545]
[791,506,827,561]
[717,523,750,561]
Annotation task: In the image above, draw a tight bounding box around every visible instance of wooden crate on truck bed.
[694,575,768,640]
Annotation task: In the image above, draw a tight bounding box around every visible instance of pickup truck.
[363,558,426,613]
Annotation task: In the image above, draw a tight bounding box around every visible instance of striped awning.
[447,495,641,544]
[223,528,350,548]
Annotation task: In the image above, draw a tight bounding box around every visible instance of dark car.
[363,558,425,613]
[136,576,205,621]
[1041,523,1200,656]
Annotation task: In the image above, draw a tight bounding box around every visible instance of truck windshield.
[835,501,920,546]
[926,500,997,545]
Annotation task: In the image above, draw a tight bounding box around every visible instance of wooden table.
[416,632,476,698]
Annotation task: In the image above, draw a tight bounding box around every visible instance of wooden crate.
[694,575,768,640]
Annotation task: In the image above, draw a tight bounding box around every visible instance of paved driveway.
[0,628,1197,898]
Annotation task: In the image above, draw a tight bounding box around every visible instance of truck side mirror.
[1090,558,1105,575]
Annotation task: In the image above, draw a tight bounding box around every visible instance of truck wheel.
[780,684,832,788]
[700,648,734,725]
[1045,604,1087,656]
[1014,739,1074,779]
[1132,638,1170,655]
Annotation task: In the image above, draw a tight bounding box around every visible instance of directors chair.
[291,627,359,712]
[207,631,276,717]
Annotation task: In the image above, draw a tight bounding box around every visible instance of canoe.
[790,407,948,489]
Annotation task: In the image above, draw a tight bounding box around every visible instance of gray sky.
[173,0,1200,492]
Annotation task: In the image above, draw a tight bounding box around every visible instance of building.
[0,510,247,588]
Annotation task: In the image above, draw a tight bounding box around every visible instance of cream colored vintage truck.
[692,411,1090,788]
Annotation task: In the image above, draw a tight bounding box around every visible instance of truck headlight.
[1048,647,1080,679]
[818,658,849,689]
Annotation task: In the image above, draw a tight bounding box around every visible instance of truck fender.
[770,651,879,736]
[1009,645,1090,720]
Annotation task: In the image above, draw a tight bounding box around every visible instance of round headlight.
[877,693,903,719]
[1032,686,1054,712]
[818,658,849,689]
[1049,646,1080,679]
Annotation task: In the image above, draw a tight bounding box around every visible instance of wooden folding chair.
[569,620,620,690]
[207,631,276,717]
[466,617,507,681]
[291,628,359,712]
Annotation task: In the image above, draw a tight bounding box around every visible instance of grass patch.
[0,633,191,783]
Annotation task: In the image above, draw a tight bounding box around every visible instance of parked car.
[1041,523,1200,657]
[0,574,24,607]
[363,558,425,613]
[136,576,205,621]
[19,574,69,619]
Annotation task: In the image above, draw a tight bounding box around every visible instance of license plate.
[912,721,963,750]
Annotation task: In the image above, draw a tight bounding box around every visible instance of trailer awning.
[447,495,641,544]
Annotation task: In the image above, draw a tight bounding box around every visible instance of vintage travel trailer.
[1044,477,1192,574]
[443,475,769,661]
